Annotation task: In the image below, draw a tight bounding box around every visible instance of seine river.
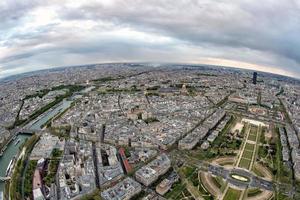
[0,99,74,194]
[0,134,30,193]
[0,86,93,195]
[28,99,73,130]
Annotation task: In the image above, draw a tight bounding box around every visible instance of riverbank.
[0,134,31,196]
[0,85,92,199]
[9,135,39,200]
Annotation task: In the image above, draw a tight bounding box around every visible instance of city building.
[253,72,257,84]
[30,133,63,160]
[101,177,142,200]
[135,154,171,186]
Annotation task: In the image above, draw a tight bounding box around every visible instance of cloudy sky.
[1,0,300,79]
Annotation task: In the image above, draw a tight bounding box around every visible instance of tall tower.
[180,83,188,95]
[253,72,257,84]
[99,124,105,143]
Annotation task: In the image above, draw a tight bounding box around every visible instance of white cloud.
[0,0,300,78]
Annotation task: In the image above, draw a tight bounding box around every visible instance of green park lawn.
[223,188,242,200]
[248,134,257,142]
[244,143,255,151]
[241,150,253,160]
[238,158,251,169]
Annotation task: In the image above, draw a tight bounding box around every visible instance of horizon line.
[0,61,299,82]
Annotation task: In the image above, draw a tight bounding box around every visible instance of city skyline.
[1,1,300,199]
[1,64,300,199]
[1,0,300,78]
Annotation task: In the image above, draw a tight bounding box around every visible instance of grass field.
[237,124,259,170]
[211,176,222,189]
[244,143,255,151]
[241,150,253,160]
[247,188,263,197]
[252,165,264,177]
[250,126,257,135]
[239,158,251,169]
[239,141,255,169]
[164,181,186,199]
[223,188,242,200]
[248,134,257,141]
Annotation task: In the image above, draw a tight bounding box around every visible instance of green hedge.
[44,148,63,186]
[10,135,39,200]
[24,160,37,198]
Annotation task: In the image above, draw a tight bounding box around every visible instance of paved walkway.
[220,185,229,200]
[179,170,204,200]
[253,163,273,181]
[235,123,251,167]
[200,172,222,198]
[246,189,273,200]
[239,189,246,200]
[249,125,261,171]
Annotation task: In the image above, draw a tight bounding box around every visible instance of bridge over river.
[0,177,11,182]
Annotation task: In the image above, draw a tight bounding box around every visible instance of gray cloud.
[1,0,300,78]
[61,0,300,62]
[0,0,43,32]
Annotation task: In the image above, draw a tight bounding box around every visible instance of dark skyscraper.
[253,72,257,84]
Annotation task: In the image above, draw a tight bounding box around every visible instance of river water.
[0,86,93,195]
[0,99,74,194]
[0,134,31,193]
[28,99,73,130]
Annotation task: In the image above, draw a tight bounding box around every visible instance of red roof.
[119,148,132,173]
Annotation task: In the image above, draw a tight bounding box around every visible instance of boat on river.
[14,139,21,146]
[5,156,16,176]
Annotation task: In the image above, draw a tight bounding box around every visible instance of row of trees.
[9,135,39,200]
[9,85,85,130]
[44,148,63,187]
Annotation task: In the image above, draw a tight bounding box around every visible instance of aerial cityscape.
[0,63,300,200]
[1,0,300,200]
